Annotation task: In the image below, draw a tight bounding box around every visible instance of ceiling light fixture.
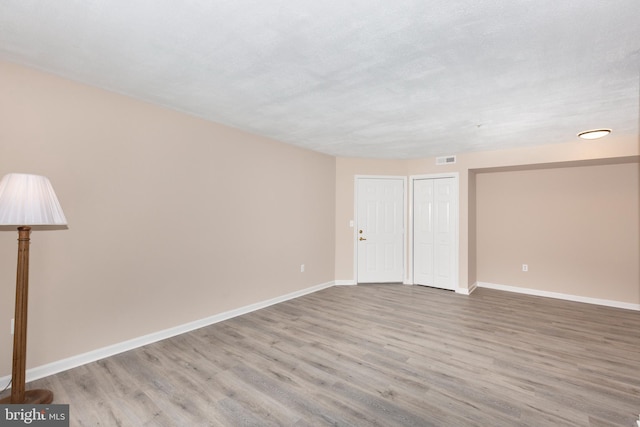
[577,129,611,140]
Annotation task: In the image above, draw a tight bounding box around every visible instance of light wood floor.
[3,285,639,426]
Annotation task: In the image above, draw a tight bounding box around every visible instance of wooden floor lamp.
[0,173,67,404]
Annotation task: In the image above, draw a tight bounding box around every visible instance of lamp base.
[0,389,53,404]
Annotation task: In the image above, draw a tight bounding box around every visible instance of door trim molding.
[408,173,459,289]
[354,175,408,284]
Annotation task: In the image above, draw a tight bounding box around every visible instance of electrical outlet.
[522,264,528,272]
[300,264,305,273]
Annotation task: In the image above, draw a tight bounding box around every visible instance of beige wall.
[0,61,336,376]
[467,171,477,286]
[1,59,638,378]
[336,138,639,299]
[406,139,639,291]
[476,162,639,303]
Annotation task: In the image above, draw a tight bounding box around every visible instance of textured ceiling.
[1,1,639,159]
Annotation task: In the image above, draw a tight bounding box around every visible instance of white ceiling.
[1,1,639,159]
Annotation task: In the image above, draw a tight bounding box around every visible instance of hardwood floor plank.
[2,285,639,426]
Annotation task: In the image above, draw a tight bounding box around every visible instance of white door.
[413,177,457,290]
[356,178,404,283]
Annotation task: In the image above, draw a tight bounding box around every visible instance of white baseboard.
[335,279,356,286]
[477,282,640,311]
[455,282,478,295]
[0,280,335,390]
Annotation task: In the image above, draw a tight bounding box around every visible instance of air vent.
[436,155,456,165]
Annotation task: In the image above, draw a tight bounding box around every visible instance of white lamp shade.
[0,173,67,226]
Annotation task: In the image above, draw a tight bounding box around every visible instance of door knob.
[359,237,367,241]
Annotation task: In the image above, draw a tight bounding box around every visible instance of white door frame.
[408,173,459,289]
[354,175,408,284]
